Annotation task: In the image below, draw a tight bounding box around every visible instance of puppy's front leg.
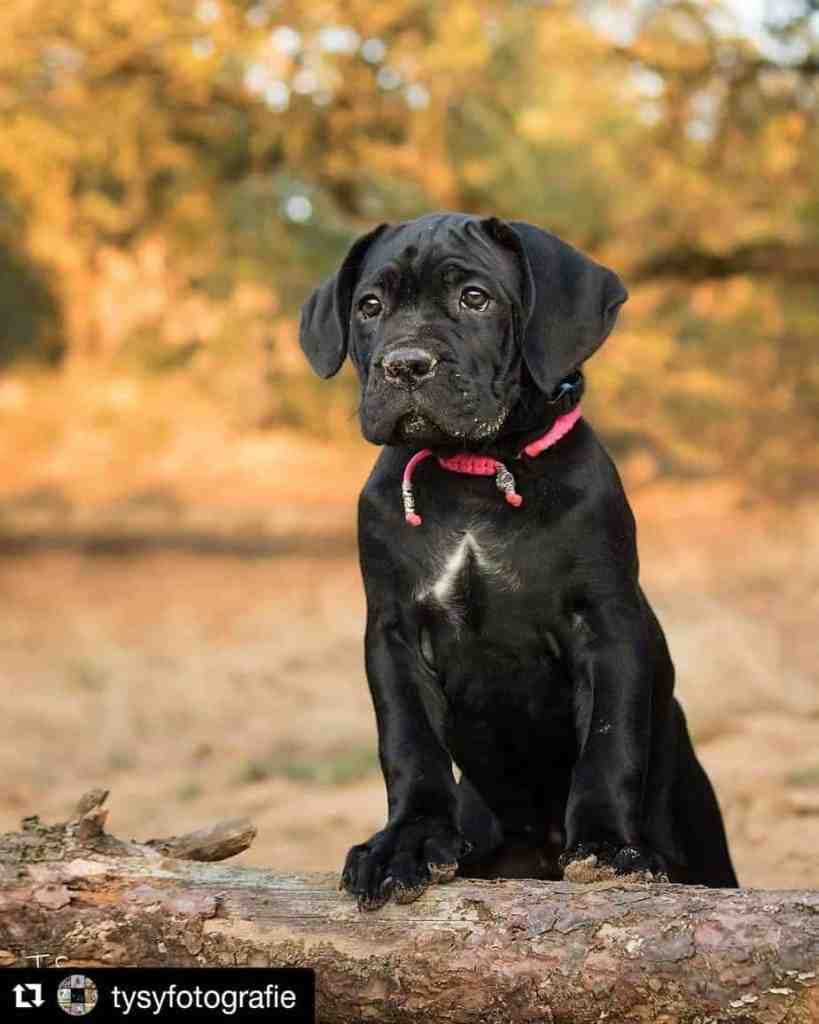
[341,603,466,910]
[561,590,670,882]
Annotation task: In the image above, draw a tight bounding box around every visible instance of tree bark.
[0,794,817,1023]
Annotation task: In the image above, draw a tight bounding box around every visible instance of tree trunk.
[0,793,817,1023]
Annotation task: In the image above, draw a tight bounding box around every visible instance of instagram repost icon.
[57,975,98,1016]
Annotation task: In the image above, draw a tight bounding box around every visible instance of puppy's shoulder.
[558,418,623,490]
[357,447,406,538]
[568,421,637,531]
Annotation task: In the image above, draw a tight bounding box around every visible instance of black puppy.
[300,213,737,909]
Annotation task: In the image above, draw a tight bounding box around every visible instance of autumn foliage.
[0,0,817,494]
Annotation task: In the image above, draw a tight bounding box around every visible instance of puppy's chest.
[414,528,520,614]
[411,526,562,654]
[411,527,568,727]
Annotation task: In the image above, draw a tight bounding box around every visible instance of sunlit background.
[0,0,817,888]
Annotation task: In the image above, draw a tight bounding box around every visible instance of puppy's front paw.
[340,818,468,911]
[560,842,668,883]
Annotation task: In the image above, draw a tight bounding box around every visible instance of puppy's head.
[300,213,626,448]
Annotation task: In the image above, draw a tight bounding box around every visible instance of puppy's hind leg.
[455,776,562,879]
[673,704,738,887]
[455,775,504,877]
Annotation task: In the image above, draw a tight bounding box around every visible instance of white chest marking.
[432,533,480,604]
[420,530,519,612]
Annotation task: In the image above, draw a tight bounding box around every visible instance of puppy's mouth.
[389,404,510,448]
[395,411,449,444]
[360,370,514,448]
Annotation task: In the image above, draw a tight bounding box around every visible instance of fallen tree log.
[0,793,817,1023]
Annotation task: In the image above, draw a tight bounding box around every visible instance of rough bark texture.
[0,795,817,1023]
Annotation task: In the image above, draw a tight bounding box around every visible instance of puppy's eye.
[460,287,490,312]
[358,295,383,319]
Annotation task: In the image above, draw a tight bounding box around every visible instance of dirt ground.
[0,482,817,891]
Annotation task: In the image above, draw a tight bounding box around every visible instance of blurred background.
[0,0,817,888]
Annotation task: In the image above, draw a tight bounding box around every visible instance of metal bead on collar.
[402,479,423,527]
[495,463,523,507]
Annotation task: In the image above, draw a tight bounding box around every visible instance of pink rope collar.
[401,405,581,526]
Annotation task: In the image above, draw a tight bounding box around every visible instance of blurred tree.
[0,241,62,367]
[0,0,815,492]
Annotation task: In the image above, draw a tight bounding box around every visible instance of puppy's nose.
[382,347,438,388]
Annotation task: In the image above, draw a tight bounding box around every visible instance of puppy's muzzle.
[382,347,438,390]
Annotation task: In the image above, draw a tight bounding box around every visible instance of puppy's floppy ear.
[299,224,388,378]
[483,218,627,395]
